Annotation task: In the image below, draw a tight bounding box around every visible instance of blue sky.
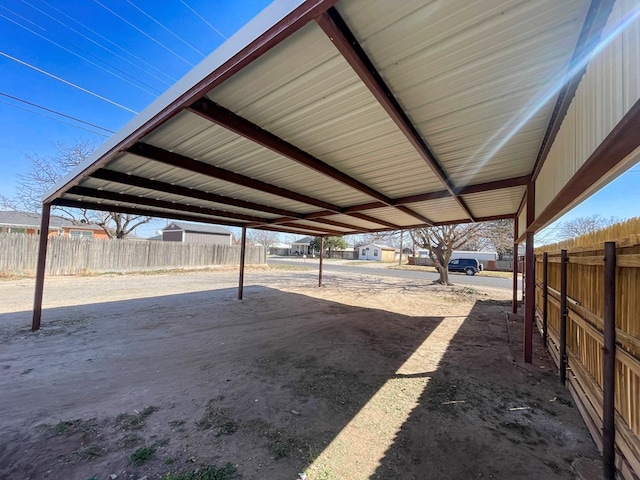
[0,0,637,241]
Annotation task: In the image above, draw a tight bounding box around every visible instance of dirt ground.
[0,266,601,480]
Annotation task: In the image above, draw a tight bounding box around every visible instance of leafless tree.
[9,141,152,239]
[410,224,484,285]
[557,214,621,240]
[247,229,280,251]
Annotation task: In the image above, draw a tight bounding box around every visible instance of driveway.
[268,257,522,292]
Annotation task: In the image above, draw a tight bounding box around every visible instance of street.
[267,257,522,292]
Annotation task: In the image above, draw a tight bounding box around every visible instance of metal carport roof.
[41,0,606,237]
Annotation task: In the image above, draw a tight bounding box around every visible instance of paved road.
[268,258,521,291]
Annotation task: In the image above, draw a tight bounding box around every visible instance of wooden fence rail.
[535,235,640,479]
[0,233,264,275]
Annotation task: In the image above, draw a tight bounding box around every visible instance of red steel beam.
[188,98,394,206]
[66,186,272,224]
[127,142,341,212]
[90,169,304,219]
[317,7,475,222]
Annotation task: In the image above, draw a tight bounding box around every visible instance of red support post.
[603,241,617,480]
[524,231,535,363]
[513,216,519,314]
[238,226,247,300]
[32,203,51,331]
[318,237,325,287]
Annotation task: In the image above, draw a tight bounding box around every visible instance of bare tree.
[9,141,152,239]
[247,229,280,251]
[410,224,484,285]
[557,214,621,240]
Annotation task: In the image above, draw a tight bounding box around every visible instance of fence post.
[542,252,548,348]
[603,241,617,480]
[559,249,568,385]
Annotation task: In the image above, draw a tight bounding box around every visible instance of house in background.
[161,221,233,245]
[0,211,108,238]
[356,243,395,262]
[290,236,315,255]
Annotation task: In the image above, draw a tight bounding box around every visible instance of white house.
[357,243,395,262]
[290,236,315,255]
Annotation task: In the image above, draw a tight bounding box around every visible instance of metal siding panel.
[536,0,636,219]
[518,207,527,238]
[623,0,640,111]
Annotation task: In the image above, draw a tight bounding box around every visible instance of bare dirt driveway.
[0,267,600,480]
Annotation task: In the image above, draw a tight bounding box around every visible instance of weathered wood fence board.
[535,220,640,479]
[0,233,264,275]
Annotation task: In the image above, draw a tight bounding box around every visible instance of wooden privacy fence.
[535,228,640,479]
[0,233,264,275]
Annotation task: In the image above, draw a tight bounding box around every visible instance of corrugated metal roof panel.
[339,0,589,190]
[462,186,527,218]
[208,23,445,197]
[355,207,426,228]
[143,112,375,206]
[404,198,468,224]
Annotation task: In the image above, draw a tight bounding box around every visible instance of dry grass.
[390,265,518,279]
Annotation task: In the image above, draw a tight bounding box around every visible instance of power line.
[0,91,115,133]
[179,0,227,40]
[0,98,112,137]
[0,4,44,31]
[39,0,177,84]
[93,0,195,67]
[19,0,173,88]
[125,0,206,57]
[0,12,160,97]
[0,51,138,114]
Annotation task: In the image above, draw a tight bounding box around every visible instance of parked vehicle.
[448,258,483,276]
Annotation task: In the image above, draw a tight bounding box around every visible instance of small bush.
[130,446,155,465]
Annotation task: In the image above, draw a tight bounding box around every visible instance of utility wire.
[93,0,195,67]
[0,91,115,133]
[0,13,160,97]
[0,98,112,137]
[125,0,206,57]
[39,0,177,84]
[19,0,173,88]
[179,0,227,40]
[0,51,138,114]
[0,4,44,31]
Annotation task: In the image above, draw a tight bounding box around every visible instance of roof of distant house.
[0,210,104,230]
[291,236,315,244]
[162,221,233,235]
[357,243,395,251]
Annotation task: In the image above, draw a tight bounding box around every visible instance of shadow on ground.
[0,282,598,480]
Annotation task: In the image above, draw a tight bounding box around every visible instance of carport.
[32,0,639,374]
